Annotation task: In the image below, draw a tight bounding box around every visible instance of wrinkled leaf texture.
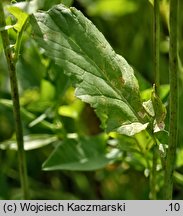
[31,4,148,136]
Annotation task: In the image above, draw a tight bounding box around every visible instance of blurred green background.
[0,0,183,199]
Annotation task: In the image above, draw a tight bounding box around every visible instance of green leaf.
[43,134,122,171]
[31,4,148,136]
[143,100,155,117]
[58,99,84,119]
[40,79,55,101]
[6,6,28,32]
[116,122,149,136]
[174,171,183,185]
[114,135,140,153]
[151,84,167,132]
[176,149,183,168]
[86,0,138,17]
[141,84,170,101]
[11,0,73,14]
[0,134,57,151]
[0,99,58,132]
[148,0,154,6]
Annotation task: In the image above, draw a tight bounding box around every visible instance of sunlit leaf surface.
[31,4,149,136]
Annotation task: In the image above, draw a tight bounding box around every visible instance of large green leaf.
[43,134,122,171]
[31,4,149,136]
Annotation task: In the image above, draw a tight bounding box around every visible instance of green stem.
[154,0,160,95]
[0,2,29,199]
[150,0,160,200]
[164,0,179,199]
[150,145,158,200]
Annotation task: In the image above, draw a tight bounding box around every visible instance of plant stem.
[154,0,160,95]
[150,144,158,199]
[150,0,160,200]
[0,2,29,199]
[164,0,179,199]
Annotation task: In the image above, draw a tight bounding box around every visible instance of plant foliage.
[31,4,150,137]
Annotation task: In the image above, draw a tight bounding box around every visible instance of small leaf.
[141,84,170,101]
[0,134,57,151]
[116,136,140,153]
[6,6,28,32]
[31,4,149,136]
[151,84,167,132]
[0,99,58,132]
[159,143,167,158]
[43,135,122,171]
[40,79,55,101]
[58,99,84,119]
[134,130,154,153]
[143,100,155,117]
[116,122,149,136]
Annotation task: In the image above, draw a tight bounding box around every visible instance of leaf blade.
[31,4,148,135]
[42,135,121,171]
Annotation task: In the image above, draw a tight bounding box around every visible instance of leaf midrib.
[36,9,143,123]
